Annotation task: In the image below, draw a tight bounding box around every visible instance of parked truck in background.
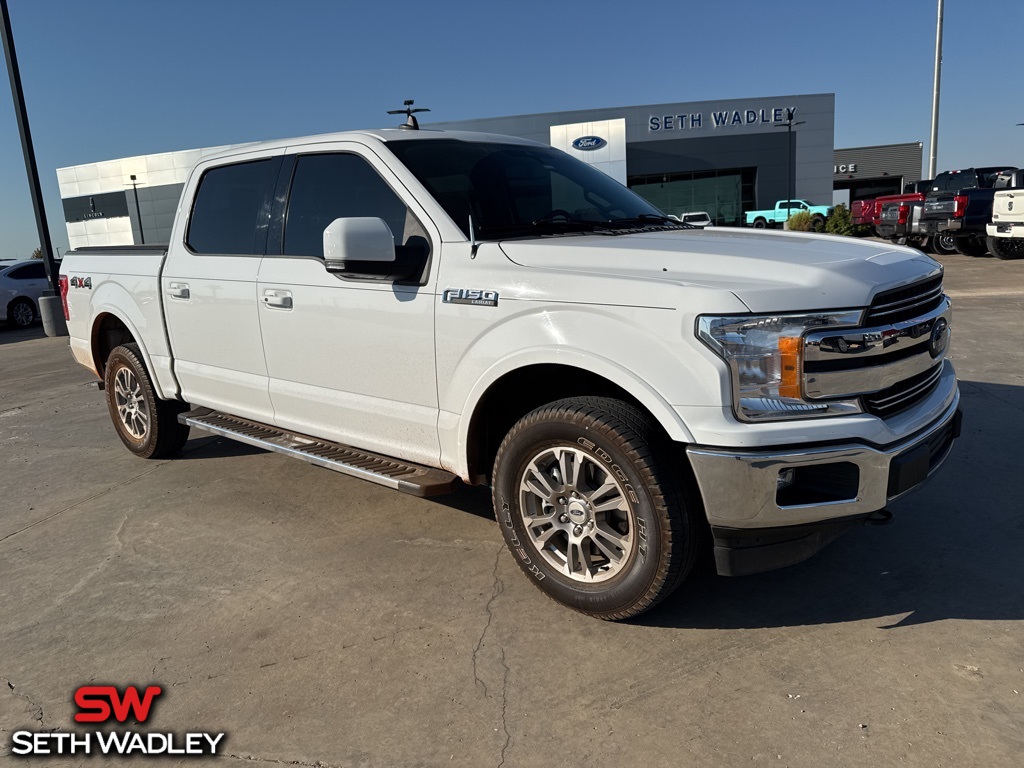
[58,126,961,620]
[920,167,1018,257]
[870,180,936,251]
[745,200,833,230]
[986,184,1024,259]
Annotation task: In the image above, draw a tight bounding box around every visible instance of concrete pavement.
[1,253,1022,767]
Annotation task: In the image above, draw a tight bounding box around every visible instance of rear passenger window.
[8,263,46,279]
[187,159,279,255]
[283,153,427,258]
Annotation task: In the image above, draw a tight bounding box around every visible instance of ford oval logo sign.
[572,136,607,151]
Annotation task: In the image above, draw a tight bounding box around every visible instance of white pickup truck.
[59,127,961,619]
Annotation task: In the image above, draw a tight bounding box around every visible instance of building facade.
[832,142,924,206]
[56,93,855,245]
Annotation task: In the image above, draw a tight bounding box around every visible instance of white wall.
[550,119,627,184]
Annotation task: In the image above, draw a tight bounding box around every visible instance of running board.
[179,408,458,497]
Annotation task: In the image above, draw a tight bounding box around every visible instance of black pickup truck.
[920,167,1020,256]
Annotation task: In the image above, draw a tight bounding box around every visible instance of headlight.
[698,311,864,422]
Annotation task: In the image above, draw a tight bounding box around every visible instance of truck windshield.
[386,139,674,240]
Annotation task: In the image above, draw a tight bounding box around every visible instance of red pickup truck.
[869,180,944,252]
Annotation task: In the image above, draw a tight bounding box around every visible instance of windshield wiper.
[604,214,690,229]
[530,212,601,233]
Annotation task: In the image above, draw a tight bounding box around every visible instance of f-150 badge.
[443,288,498,307]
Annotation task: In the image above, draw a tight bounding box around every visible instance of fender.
[87,278,179,401]
[437,304,716,479]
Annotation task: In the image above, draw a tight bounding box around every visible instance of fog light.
[777,468,796,490]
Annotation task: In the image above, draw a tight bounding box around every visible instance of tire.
[914,236,934,254]
[811,214,826,232]
[752,218,767,229]
[104,343,190,459]
[932,232,958,256]
[7,297,36,328]
[953,236,988,258]
[987,236,1024,260]
[492,397,699,620]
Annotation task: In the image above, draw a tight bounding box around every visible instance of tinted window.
[7,263,46,280]
[283,153,425,258]
[187,159,278,255]
[387,140,664,240]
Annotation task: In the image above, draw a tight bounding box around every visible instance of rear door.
[256,143,441,465]
[162,151,283,422]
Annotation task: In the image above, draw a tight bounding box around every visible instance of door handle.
[263,289,293,309]
[167,282,190,299]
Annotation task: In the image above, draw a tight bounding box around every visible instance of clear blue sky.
[2,0,1022,260]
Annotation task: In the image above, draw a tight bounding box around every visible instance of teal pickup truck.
[745,200,833,230]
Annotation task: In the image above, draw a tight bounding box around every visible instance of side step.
[179,408,459,497]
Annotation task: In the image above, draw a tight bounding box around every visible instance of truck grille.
[803,273,950,420]
[863,363,943,418]
[865,275,944,324]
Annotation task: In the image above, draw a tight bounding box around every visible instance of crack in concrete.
[223,753,344,767]
[471,544,505,698]
[497,648,512,768]
[3,678,44,729]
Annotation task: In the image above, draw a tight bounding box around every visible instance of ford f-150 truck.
[745,200,833,230]
[59,127,961,620]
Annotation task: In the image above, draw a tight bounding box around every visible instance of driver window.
[283,153,428,258]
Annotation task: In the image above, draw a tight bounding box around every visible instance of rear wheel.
[492,397,699,620]
[987,236,1024,260]
[932,232,958,256]
[105,343,190,459]
[954,236,988,258]
[7,297,36,328]
[752,218,767,229]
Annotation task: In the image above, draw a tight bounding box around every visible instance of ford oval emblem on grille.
[572,136,607,151]
[928,317,949,358]
[1009,201,1014,211]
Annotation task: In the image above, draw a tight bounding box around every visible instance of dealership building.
[56,93,925,249]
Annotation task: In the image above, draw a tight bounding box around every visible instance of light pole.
[928,0,944,179]
[775,108,806,221]
[129,174,145,244]
[1,0,66,335]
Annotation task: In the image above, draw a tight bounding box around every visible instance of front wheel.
[932,232,958,256]
[492,397,699,620]
[810,214,826,232]
[987,236,1024,260]
[105,343,190,459]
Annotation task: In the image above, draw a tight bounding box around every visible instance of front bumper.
[686,393,961,576]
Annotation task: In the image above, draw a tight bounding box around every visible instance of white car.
[1,259,50,328]
[677,211,713,227]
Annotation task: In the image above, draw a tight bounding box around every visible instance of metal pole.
[928,0,944,179]
[1,0,58,295]
[131,175,145,244]
[787,119,793,218]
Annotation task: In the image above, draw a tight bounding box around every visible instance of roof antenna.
[387,99,430,130]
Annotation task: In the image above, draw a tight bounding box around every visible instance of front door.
[256,145,440,465]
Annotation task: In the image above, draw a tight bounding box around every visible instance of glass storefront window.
[628,167,756,227]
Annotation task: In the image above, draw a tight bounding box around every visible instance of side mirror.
[323,217,395,273]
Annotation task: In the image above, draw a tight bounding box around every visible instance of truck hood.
[499,228,941,312]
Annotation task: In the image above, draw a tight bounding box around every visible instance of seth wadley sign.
[648,106,797,132]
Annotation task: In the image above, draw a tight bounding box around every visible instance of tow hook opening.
[865,508,894,526]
